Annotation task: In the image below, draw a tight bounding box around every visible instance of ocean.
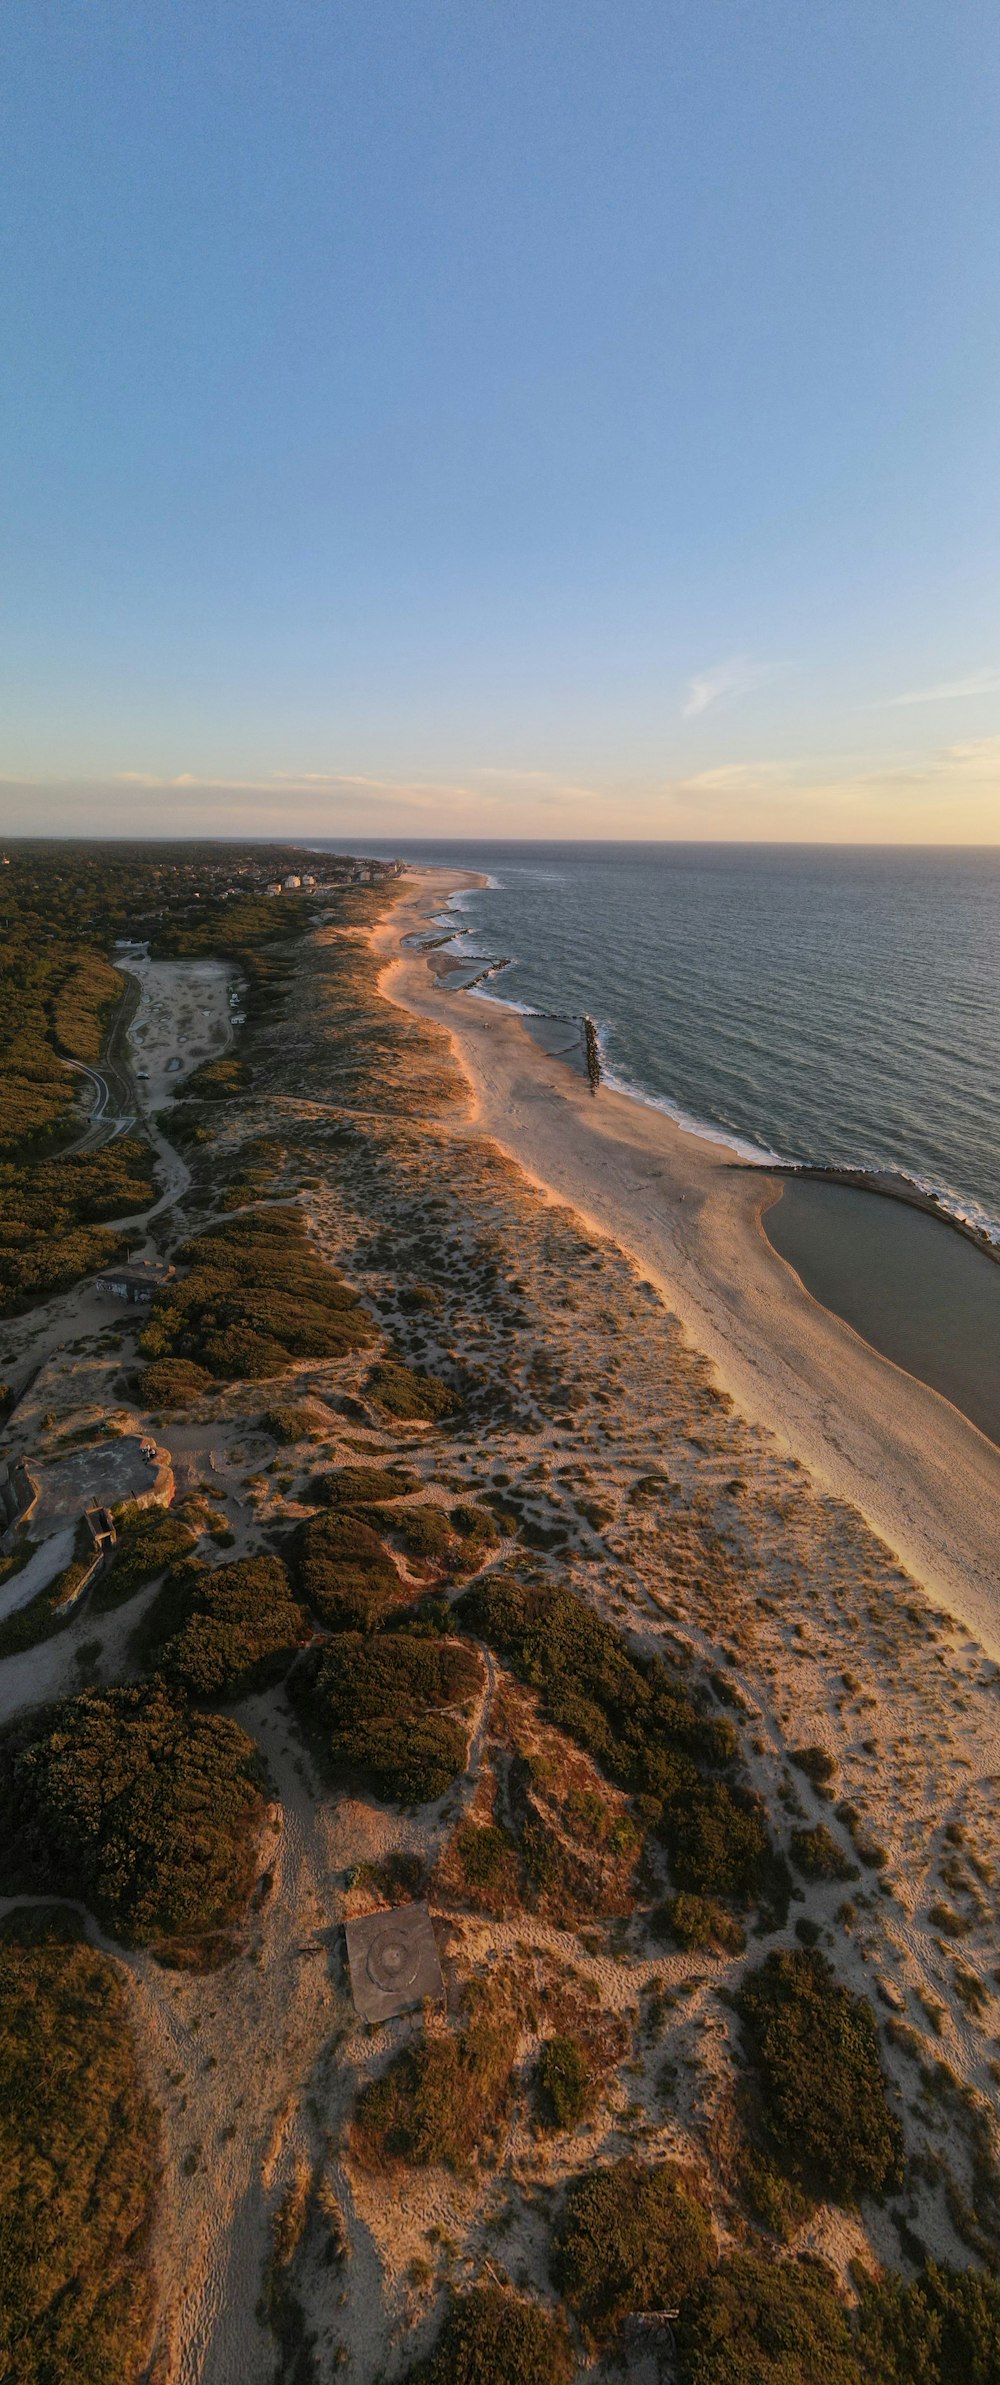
[313,838,1000,1246]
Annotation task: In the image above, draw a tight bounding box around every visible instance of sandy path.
[377,870,1000,1652]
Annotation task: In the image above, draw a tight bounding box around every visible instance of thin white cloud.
[682,655,772,721]
[882,668,1000,707]
[473,766,599,801]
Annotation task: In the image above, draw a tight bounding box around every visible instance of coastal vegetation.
[0,1908,158,2385]
[404,2286,573,2385]
[366,1355,460,1422]
[294,1509,409,1629]
[311,1462,420,1505]
[676,2252,859,2385]
[789,1822,860,1882]
[352,1980,518,2171]
[534,2033,596,2130]
[736,1948,903,2204]
[854,2258,1000,2383]
[456,1575,774,1905]
[0,1136,155,1314]
[142,1552,310,1698]
[553,2156,715,2347]
[292,1631,482,1803]
[0,1683,266,1964]
[140,1206,375,1388]
[91,1501,197,1609]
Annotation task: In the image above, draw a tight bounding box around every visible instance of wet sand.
[377,868,1000,1651]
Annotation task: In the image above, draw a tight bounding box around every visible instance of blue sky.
[3,1,1000,840]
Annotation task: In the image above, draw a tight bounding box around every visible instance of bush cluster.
[140,1207,375,1387]
[0,1911,159,2385]
[141,1356,215,1408]
[292,1632,481,1804]
[789,1824,860,1883]
[855,2258,1000,2383]
[553,2156,715,2347]
[736,1949,903,2204]
[677,2251,859,2385]
[0,1137,155,1315]
[353,1981,516,2170]
[92,1503,196,1611]
[311,1464,419,1506]
[404,2286,573,2385]
[651,1892,746,1954]
[457,1578,772,1905]
[295,1510,406,1631]
[0,1683,266,1965]
[366,1357,459,1422]
[675,2252,1000,2385]
[144,1553,310,1698]
[535,2034,596,2131]
[262,1402,325,1444]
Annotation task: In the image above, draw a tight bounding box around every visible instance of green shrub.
[296,1510,405,1630]
[367,1358,459,1422]
[141,1356,214,1407]
[666,1781,772,1901]
[0,1134,156,1318]
[146,1554,310,1698]
[142,1208,374,1387]
[651,1892,746,1955]
[790,1746,837,1786]
[263,1403,323,1444]
[456,1577,771,1905]
[553,2157,715,2347]
[455,1820,521,1903]
[0,1563,88,1662]
[311,1464,419,1506]
[535,2035,596,2130]
[856,2258,1000,2384]
[353,1981,516,2170]
[0,1683,266,1965]
[677,2251,860,2384]
[0,1914,159,2385]
[292,1633,481,1805]
[405,2285,573,2385]
[737,1950,903,2204]
[447,1503,500,1570]
[396,1505,455,1561]
[789,1825,860,1883]
[91,1504,197,1610]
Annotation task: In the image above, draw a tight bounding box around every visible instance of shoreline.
[405,862,1000,1258]
[375,866,1000,1651]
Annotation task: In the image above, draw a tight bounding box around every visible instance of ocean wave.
[467,983,540,1017]
[423,848,1000,1245]
[597,1050,786,1167]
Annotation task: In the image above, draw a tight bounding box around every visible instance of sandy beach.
[378,867,1000,1650]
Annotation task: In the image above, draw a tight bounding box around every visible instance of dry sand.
[126,954,239,1113]
[378,868,1000,1652]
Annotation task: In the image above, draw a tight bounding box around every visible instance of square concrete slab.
[345,1903,444,2022]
